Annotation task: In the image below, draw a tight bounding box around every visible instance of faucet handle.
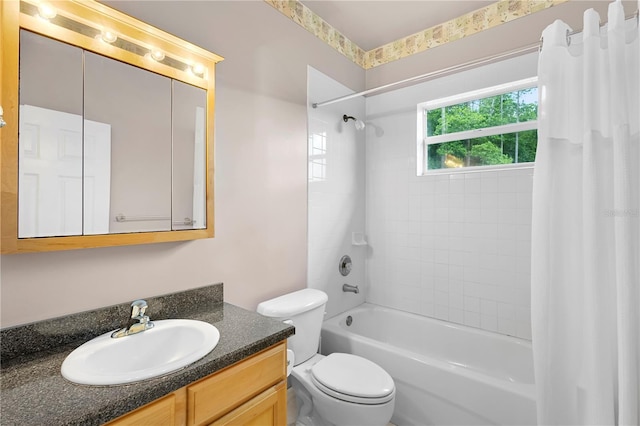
[130,299,148,319]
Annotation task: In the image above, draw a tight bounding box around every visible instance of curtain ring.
[565,29,571,46]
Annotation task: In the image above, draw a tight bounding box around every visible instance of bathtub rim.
[321,302,536,401]
[324,302,533,349]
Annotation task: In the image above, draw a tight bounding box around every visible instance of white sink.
[61,319,220,385]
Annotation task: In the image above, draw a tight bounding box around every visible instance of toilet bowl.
[257,289,396,426]
[292,353,395,426]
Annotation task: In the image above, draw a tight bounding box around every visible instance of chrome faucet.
[111,299,154,338]
[342,284,359,294]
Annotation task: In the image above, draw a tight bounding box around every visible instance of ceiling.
[300,0,494,51]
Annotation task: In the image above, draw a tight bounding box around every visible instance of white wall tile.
[448,250,466,265]
[435,178,450,194]
[498,176,518,193]
[449,194,465,208]
[481,299,498,316]
[449,177,465,194]
[434,263,449,279]
[516,320,533,340]
[498,318,517,336]
[434,304,449,320]
[434,249,449,264]
[481,193,499,210]
[465,178,482,194]
[422,303,435,317]
[435,290,449,306]
[481,176,498,193]
[464,295,481,313]
[449,292,464,310]
[481,314,498,332]
[449,308,464,324]
[449,279,463,294]
[434,276,449,292]
[464,311,481,328]
[449,265,464,280]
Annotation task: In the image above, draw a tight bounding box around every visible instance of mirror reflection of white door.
[19,105,111,238]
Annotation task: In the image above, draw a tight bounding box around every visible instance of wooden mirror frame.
[0,0,223,254]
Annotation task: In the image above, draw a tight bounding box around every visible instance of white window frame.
[417,76,538,175]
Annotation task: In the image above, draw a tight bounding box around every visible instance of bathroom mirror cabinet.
[0,0,223,253]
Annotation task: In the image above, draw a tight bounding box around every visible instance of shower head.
[343,114,365,130]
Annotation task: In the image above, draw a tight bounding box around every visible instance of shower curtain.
[531,1,639,425]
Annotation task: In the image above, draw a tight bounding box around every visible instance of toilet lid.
[311,353,394,404]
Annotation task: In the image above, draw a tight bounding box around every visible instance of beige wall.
[0,0,364,327]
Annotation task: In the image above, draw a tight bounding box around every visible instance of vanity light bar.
[19,1,207,80]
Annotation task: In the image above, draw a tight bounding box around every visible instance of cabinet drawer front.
[209,382,286,426]
[188,342,286,426]
[107,389,186,426]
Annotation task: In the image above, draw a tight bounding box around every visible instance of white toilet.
[257,289,395,426]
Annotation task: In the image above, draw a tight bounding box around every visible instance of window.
[418,77,538,173]
[308,129,327,182]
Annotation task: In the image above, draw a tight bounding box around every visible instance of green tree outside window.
[425,87,538,170]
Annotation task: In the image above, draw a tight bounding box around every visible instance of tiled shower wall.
[365,53,538,339]
[307,67,366,319]
[366,167,533,339]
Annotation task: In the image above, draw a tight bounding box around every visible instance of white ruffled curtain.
[531,0,639,425]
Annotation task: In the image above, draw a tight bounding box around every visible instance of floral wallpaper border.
[264,0,569,69]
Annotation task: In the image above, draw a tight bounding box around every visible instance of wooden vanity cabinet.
[107,342,287,426]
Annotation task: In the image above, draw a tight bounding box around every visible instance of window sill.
[420,162,534,176]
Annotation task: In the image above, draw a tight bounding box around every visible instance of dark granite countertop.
[0,283,294,425]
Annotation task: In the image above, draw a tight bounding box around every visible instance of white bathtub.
[320,303,536,426]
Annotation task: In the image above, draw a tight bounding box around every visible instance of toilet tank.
[257,289,328,365]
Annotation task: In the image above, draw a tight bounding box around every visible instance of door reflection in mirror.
[18,105,111,237]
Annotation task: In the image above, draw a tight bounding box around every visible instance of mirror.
[1,0,222,253]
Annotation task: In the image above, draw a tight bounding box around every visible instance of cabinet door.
[209,382,286,426]
[106,389,186,426]
[187,342,286,425]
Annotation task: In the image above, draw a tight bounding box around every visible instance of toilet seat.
[310,353,395,405]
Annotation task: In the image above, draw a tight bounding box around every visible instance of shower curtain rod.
[311,43,540,109]
[312,10,638,109]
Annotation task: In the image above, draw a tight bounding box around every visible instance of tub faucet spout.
[343,284,359,294]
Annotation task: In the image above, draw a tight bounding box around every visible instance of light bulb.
[149,49,165,61]
[190,62,205,76]
[355,120,366,130]
[100,30,117,44]
[38,2,57,19]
